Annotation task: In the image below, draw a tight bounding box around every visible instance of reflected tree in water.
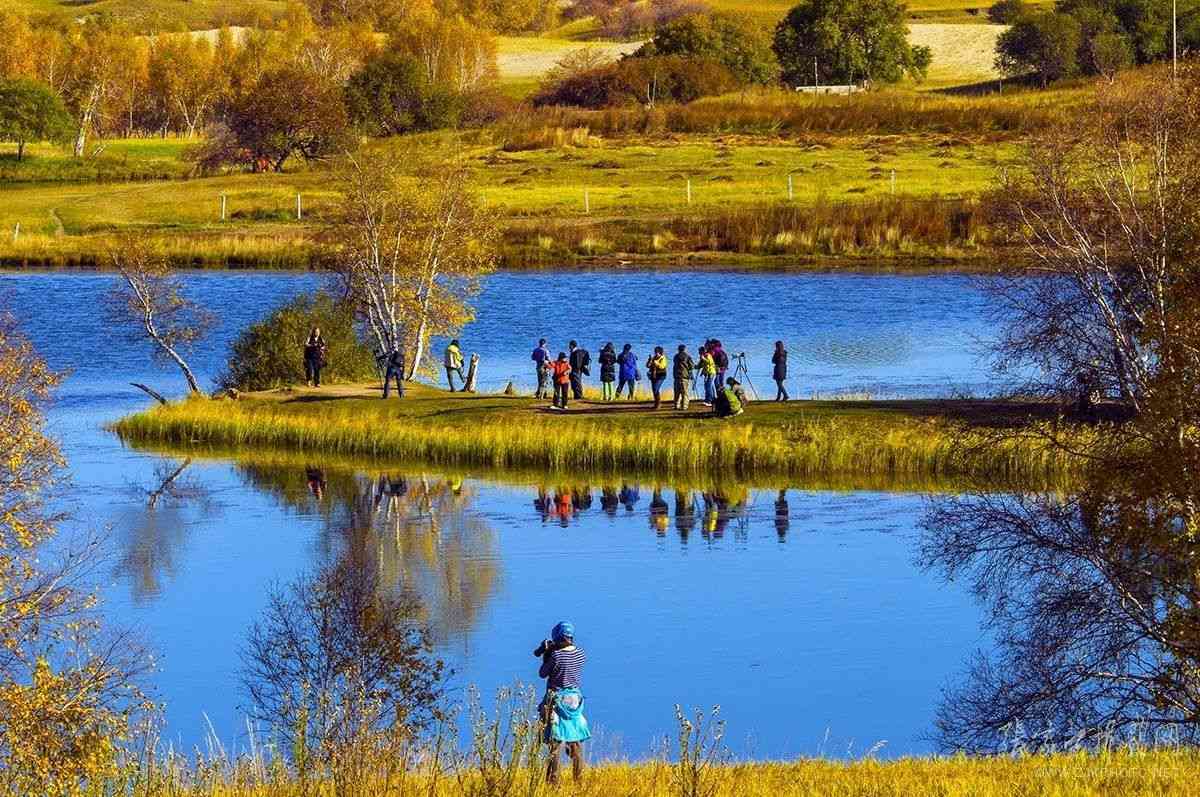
[921,454,1200,750]
[115,457,215,600]
[240,559,446,765]
[236,462,500,643]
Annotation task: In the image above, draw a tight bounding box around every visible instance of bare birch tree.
[988,63,1200,415]
[327,144,500,381]
[106,238,213,397]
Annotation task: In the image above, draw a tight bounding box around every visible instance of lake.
[1,269,999,759]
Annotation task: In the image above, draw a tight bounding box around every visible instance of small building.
[793,84,865,95]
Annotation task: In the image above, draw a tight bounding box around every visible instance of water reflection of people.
[374,474,408,518]
[774,489,790,538]
[701,492,719,537]
[600,486,619,516]
[534,487,552,523]
[552,488,573,527]
[618,483,640,512]
[649,487,669,535]
[305,466,326,500]
[571,487,593,513]
[674,489,696,538]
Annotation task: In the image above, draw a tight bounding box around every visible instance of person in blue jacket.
[616,343,639,399]
[535,621,590,784]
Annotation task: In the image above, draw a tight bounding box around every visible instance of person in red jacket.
[550,352,572,409]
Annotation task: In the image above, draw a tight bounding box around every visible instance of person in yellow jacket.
[444,339,465,392]
[645,346,669,409]
[697,344,717,406]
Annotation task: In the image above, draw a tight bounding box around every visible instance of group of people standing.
[303,326,791,411]
[530,338,791,415]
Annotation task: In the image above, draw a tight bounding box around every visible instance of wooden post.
[584,189,590,214]
[11,222,19,243]
[465,353,480,393]
[220,194,227,221]
[686,179,692,205]
[296,193,302,221]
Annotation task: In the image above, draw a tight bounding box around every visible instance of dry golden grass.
[94,748,1200,797]
[910,23,1006,87]
[495,36,641,80]
[112,383,1084,487]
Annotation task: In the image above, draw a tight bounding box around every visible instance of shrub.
[996,11,1082,86]
[184,123,250,175]
[226,66,352,172]
[987,0,1027,24]
[220,292,378,391]
[1089,31,1134,81]
[461,86,520,127]
[633,11,779,85]
[533,55,737,108]
[345,53,463,136]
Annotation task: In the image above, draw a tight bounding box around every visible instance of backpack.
[714,349,729,369]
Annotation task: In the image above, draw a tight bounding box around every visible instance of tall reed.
[111,395,1081,487]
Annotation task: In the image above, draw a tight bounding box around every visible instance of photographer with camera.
[534,621,590,784]
[646,346,669,409]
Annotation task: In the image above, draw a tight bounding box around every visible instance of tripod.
[731,352,760,400]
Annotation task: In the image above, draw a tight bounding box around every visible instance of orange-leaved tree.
[0,316,150,795]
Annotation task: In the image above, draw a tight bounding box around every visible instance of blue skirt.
[544,688,591,744]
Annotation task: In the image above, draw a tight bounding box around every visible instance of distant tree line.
[993,0,1200,85]
[534,1,929,109]
[0,6,506,170]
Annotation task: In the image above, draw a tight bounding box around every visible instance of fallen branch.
[131,382,168,405]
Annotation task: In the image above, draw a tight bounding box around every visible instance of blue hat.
[551,621,574,643]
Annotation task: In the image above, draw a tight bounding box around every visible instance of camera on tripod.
[729,352,759,400]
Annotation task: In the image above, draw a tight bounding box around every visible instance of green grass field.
[113,382,1082,487]
[0,130,1012,267]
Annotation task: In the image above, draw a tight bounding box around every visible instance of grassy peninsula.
[112,383,1084,487]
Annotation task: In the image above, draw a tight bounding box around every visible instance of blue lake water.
[1,269,999,759]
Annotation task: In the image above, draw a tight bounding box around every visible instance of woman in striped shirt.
[536,621,590,784]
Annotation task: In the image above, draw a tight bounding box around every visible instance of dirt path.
[49,208,65,238]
